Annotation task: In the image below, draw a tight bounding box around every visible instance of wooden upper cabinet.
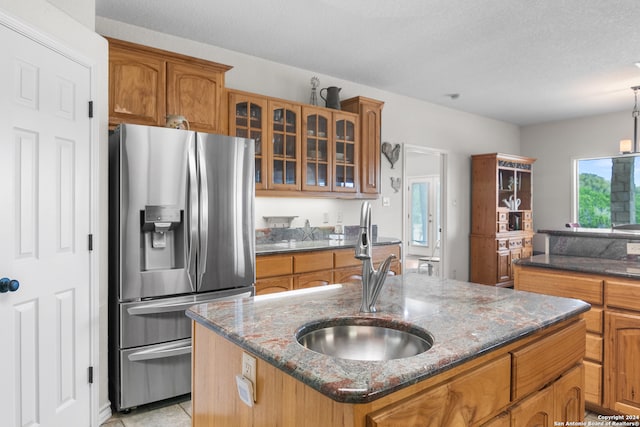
[333,112,359,193]
[109,45,166,126]
[228,90,269,190]
[342,96,384,195]
[302,106,332,192]
[166,62,227,133]
[268,100,301,191]
[107,37,231,132]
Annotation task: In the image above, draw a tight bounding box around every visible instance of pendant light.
[620,85,640,153]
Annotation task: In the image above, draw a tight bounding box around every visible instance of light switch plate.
[382,197,390,207]
[627,242,640,255]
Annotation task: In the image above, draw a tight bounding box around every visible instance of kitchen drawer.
[584,307,603,334]
[497,211,508,222]
[497,239,508,251]
[293,251,333,273]
[333,248,361,268]
[511,319,585,400]
[523,211,532,221]
[606,279,640,312]
[515,267,603,305]
[523,237,532,247]
[584,360,602,405]
[256,254,293,278]
[585,333,603,362]
[372,244,401,263]
[523,221,533,231]
[497,222,509,233]
[367,355,510,426]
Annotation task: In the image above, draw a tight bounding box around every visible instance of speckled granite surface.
[256,237,400,255]
[540,228,640,261]
[186,273,589,404]
[516,253,640,279]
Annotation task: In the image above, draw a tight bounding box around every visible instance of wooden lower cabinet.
[255,244,401,295]
[295,270,333,289]
[514,265,604,409]
[511,364,584,426]
[367,355,511,426]
[255,276,292,294]
[515,264,640,416]
[605,311,640,414]
[192,318,585,427]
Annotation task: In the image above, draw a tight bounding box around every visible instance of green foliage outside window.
[578,167,640,228]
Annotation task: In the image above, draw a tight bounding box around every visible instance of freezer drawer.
[118,339,192,410]
[119,288,253,348]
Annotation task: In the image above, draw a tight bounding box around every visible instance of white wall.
[520,111,629,251]
[0,0,110,423]
[96,17,521,281]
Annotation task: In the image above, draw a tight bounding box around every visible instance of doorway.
[402,145,446,276]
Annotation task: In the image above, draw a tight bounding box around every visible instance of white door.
[406,175,441,257]
[0,22,92,427]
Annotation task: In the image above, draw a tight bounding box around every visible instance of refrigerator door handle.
[197,137,209,289]
[126,291,252,315]
[127,344,192,362]
[186,135,198,291]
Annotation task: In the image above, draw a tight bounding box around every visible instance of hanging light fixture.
[620,85,640,154]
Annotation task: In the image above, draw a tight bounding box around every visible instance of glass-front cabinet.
[497,161,533,232]
[302,107,332,191]
[333,112,358,193]
[228,91,268,189]
[269,101,301,191]
[228,90,363,195]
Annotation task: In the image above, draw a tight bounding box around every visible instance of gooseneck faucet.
[355,201,396,313]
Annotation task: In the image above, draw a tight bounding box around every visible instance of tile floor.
[101,396,191,427]
[101,396,603,426]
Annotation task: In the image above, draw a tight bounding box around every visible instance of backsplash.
[544,230,640,261]
[256,224,377,244]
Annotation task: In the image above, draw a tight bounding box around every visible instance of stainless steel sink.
[296,318,433,361]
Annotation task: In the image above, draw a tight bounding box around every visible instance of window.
[575,155,640,228]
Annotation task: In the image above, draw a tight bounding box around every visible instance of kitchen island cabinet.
[187,273,589,426]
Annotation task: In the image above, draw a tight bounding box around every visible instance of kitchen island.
[187,273,590,426]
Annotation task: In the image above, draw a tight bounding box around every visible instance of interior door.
[406,175,441,257]
[0,22,92,426]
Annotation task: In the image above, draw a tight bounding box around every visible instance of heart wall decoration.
[381,142,401,169]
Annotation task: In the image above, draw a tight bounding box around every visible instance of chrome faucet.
[355,201,396,313]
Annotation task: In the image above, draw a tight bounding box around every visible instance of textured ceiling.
[96,0,640,125]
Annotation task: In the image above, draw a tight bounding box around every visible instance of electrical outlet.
[323,212,329,223]
[242,352,256,401]
[337,211,343,223]
[628,242,640,255]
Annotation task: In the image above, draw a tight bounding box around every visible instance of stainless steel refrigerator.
[108,123,255,411]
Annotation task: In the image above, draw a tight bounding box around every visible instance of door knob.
[0,277,20,293]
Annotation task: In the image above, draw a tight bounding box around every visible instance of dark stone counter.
[187,273,589,403]
[516,253,640,280]
[256,237,401,255]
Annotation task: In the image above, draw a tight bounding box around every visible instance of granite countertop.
[186,273,589,404]
[539,227,640,240]
[516,253,640,279]
[256,237,401,255]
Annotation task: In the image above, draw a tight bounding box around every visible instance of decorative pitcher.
[320,86,342,110]
[165,114,190,130]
